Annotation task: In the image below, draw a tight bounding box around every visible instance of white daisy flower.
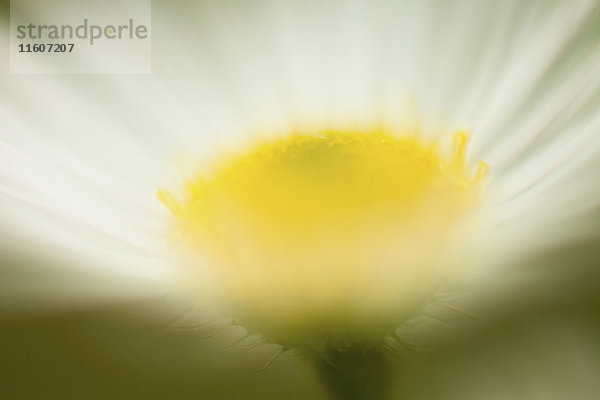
[2,0,600,399]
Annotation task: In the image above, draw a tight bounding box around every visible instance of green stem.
[312,345,393,400]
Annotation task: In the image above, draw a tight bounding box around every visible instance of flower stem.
[312,345,393,400]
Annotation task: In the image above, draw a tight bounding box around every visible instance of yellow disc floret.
[159,130,487,349]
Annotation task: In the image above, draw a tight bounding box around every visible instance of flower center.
[159,130,487,347]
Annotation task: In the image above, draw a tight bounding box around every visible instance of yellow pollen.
[159,130,487,347]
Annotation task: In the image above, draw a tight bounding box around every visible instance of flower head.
[159,130,487,348]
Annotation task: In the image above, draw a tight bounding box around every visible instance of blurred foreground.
[2,236,600,400]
